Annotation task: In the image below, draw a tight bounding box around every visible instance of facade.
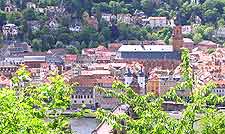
[24,56,46,68]
[0,63,18,77]
[148,17,167,28]
[147,74,183,96]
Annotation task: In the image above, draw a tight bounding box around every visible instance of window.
[89,101,92,104]
[74,100,77,103]
[82,101,84,103]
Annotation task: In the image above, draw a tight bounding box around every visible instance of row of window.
[72,95,93,99]
[73,100,92,104]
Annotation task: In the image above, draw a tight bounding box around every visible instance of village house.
[148,17,167,28]
[4,0,17,12]
[26,2,36,9]
[117,14,133,24]
[101,13,114,22]
[48,18,59,29]
[69,71,113,109]
[7,42,32,55]
[27,21,41,32]
[182,25,192,35]
[2,23,18,37]
[214,27,225,38]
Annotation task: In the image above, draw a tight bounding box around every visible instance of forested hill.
[0,0,225,53]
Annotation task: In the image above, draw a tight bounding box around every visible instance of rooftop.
[118,45,173,52]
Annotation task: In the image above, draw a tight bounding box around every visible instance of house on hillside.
[148,17,167,28]
[2,24,18,37]
[26,2,36,9]
[4,0,17,12]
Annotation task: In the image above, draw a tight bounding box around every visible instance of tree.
[141,0,155,16]
[217,18,225,28]
[0,66,75,133]
[66,45,79,54]
[32,39,42,51]
[109,1,121,15]
[55,41,64,48]
[23,8,36,21]
[96,49,225,133]
[0,10,6,26]
[193,33,203,44]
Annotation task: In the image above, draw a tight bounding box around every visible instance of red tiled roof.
[64,54,77,62]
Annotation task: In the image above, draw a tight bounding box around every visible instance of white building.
[26,2,36,9]
[214,27,225,38]
[102,13,113,22]
[2,24,18,37]
[148,17,167,28]
[182,25,192,34]
[117,14,133,24]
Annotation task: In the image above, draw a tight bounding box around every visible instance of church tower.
[172,10,183,51]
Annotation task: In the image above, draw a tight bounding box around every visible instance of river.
[71,118,99,134]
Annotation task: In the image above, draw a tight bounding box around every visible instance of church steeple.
[172,10,183,51]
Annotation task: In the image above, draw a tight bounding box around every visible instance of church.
[117,18,184,70]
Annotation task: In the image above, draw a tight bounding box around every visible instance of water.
[71,118,99,134]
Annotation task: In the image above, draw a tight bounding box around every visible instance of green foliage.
[66,45,80,54]
[96,49,225,133]
[1,65,76,133]
[193,33,203,44]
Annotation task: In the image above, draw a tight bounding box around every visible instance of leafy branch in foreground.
[96,48,225,134]
[0,65,75,134]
